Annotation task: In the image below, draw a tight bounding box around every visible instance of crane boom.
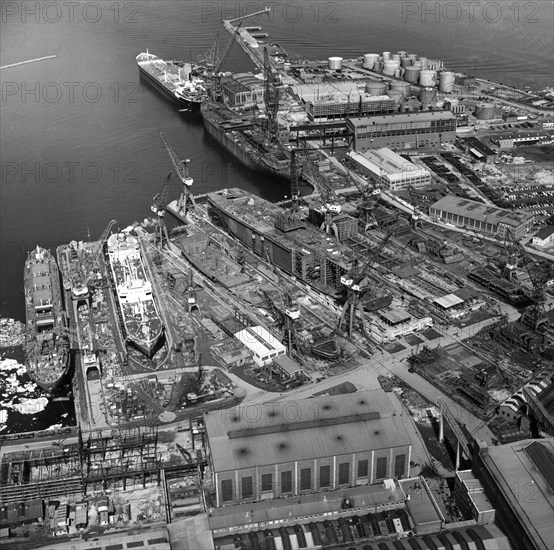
[227,5,271,24]
[83,219,117,285]
[160,133,192,186]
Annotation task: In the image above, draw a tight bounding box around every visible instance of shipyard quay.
[2,2,554,550]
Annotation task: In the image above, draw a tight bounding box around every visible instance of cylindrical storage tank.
[383,61,397,76]
[419,56,428,69]
[373,61,383,72]
[363,53,379,69]
[439,71,456,93]
[365,81,388,96]
[388,89,404,104]
[382,51,391,61]
[390,81,411,97]
[412,61,422,69]
[392,54,401,62]
[475,102,496,120]
[404,66,421,83]
[419,69,437,87]
[420,87,437,108]
[394,69,401,78]
[328,57,343,71]
[398,51,408,58]
[408,53,417,61]
[401,57,412,68]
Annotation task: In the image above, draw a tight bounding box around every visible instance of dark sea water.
[1,0,553,431]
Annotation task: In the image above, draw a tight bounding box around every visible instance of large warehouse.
[347,148,432,191]
[429,195,534,240]
[204,390,412,507]
[346,111,457,151]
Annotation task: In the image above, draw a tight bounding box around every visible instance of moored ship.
[136,50,208,109]
[24,246,70,393]
[107,232,164,358]
[200,99,291,183]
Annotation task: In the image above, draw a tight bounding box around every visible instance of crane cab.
[340,275,354,287]
[285,305,300,320]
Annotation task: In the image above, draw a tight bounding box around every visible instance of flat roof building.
[347,148,432,191]
[473,438,554,550]
[233,325,286,367]
[346,111,457,152]
[492,129,554,149]
[532,225,554,247]
[204,390,413,507]
[429,195,534,240]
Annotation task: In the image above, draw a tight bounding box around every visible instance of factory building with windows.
[204,390,412,507]
[347,148,432,191]
[429,195,534,240]
[346,111,457,151]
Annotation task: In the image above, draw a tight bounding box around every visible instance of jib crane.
[302,142,341,236]
[338,223,396,338]
[516,242,553,335]
[407,185,424,229]
[262,289,300,357]
[206,21,244,100]
[81,219,117,289]
[226,5,271,24]
[263,46,280,142]
[160,132,195,218]
[500,239,519,281]
[151,172,172,249]
[346,168,380,231]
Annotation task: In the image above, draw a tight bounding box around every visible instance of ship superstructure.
[57,240,90,301]
[107,233,164,358]
[24,246,70,392]
[136,50,208,108]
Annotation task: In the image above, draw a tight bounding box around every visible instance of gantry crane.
[160,132,196,218]
[151,172,172,249]
[263,46,280,143]
[338,224,396,338]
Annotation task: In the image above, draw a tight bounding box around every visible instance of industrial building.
[233,325,286,367]
[472,438,554,550]
[532,225,554,247]
[464,137,497,164]
[289,82,396,121]
[346,111,457,151]
[222,72,264,107]
[429,195,535,240]
[347,148,432,191]
[204,390,413,507]
[491,129,554,149]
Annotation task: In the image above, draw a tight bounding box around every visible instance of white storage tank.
[363,53,379,69]
[365,81,388,96]
[439,71,456,93]
[404,66,421,83]
[419,56,428,69]
[420,87,437,108]
[383,61,397,76]
[390,81,411,97]
[412,61,423,69]
[373,61,383,72]
[398,51,408,58]
[475,103,496,120]
[392,54,401,62]
[419,69,437,87]
[328,57,343,71]
[382,51,391,61]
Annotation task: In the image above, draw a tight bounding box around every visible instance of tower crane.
[160,132,196,218]
[338,223,396,338]
[151,172,172,249]
[407,185,424,229]
[499,239,519,281]
[263,46,280,142]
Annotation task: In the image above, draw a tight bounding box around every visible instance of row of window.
[220,455,406,503]
[355,126,456,138]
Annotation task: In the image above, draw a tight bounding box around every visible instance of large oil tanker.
[24,246,70,392]
[200,99,291,183]
[137,50,208,109]
[205,188,392,311]
[107,233,164,357]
